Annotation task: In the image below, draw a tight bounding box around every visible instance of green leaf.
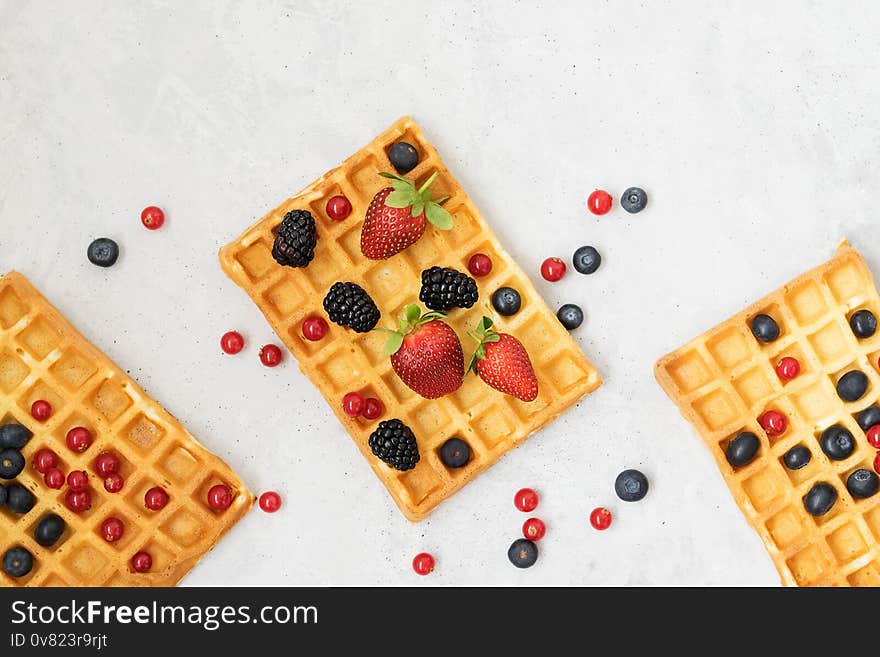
[433,195,450,204]
[390,179,411,192]
[383,332,404,356]
[374,327,395,334]
[398,317,408,333]
[480,317,493,332]
[411,200,425,217]
[385,190,414,208]
[379,171,404,180]
[404,304,421,323]
[483,334,501,343]
[476,345,485,359]
[425,203,453,230]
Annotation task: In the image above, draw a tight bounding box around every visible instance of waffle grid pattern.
[220,117,601,521]
[656,243,880,586]
[0,272,253,586]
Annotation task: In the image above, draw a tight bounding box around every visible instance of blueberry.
[572,246,601,275]
[2,547,33,578]
[782,445,811,470]
[820,425,855,461]
[725,431,760,467]
[0,423,31,449]
[750,314,780,343]
[846,469,879,499]
[803,482,838,516]
[556,304,583,330]
[614,469,649,502]
[388,141,419,174]
[6,483,35,514]
[491,287,521,316]
[850,309,877,339]
[0,484,6,507]
[620,187,648,213]
[0,449,24,480]
[836,370,868,402]
[507,538,538,568]
[34,513,66,548]
[439,438,471,468]
[857,406,880,431]
[87,237,119,267]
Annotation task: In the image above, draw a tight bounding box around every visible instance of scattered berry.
[803,482,838,516]
[620,187,648,213]
[259,344,283,367]
[33,448,57,474]
[207,484,233,511]
[615,469,649,502]
[419,267,478,312]
[368,419,420,471]
[776,357,801,382]
[439,437,471,468]
[759,410,788,437]
[2,547,33,578]
[846,469,879,499]
[220,331,245,355]
[44,468,65,489]
[259,491,282,513]
[412,552,435,576]
[362,398,383,421]
[572,245,601,275]
[587,190,613,215]
[323,282,381,333]
[325,195,352,221]
[131,551,152,573]
[783,445,812,470]
[507,538,538,568]
[540,257,566,282]
[144,486,169,511]
[850,309,877,339]
[30,400,52,421]
[491,287,522,316]
[0,423,31,449]
[140,206,165,230]
[66,470,89,492]
[65,426,93,453]
[557,304,583,330]
[6,484,35,514]
[271,210,317,268]
[725,431,760,467]
[874,453,880,474]
[301,316,328,342]
[837,370,868,402]
[522,517,546,541]
[514,488,539,512]
[342,392,365,417]
[0,449,25,479]
[65,489,91,514]
[87,238,120,267]
[103,473,124,493]
[34,513,65,547]
[590,507,613,530]
[820,425,855,461]
[867,425,880,449]
[101,517,124,542]
[93,452,120,477]
[857,406,880,431]
[467,253,492,277]
[389,142,420,174]
[750,314,780,343]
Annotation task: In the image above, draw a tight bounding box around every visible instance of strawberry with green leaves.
[379,304,463,399]
[467,317,538,402]
[360,171,453,260]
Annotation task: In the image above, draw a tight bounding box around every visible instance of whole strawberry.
[361,171,453,260]
[380,304,463,399]
[467,317,538,402]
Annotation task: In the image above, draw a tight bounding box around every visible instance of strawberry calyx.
[377,171,454,230]
[378,303,447,356]
[465,316,502,374]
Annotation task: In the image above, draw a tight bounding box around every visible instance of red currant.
[30,400,52,421]
[259,344,283,367]
[104,473,124,493]
[101,517,124,543]
[590,507,612,530]
[66,470,89,492]
[874,452,880,474]
[522,517,546,541]
[131,551,152,573]
[514,488,539,512]
[587,190,613,215]
[144,486,169,511]
[44,467,65,489]
[867,425,880,449]
[140,206,165,230]
[362,398,383,420]
[33,448,57,474]
[207,484,232,511]
[467,253,493,277]
[259,491,281,513]
[326,195,352,221]
[66,426,93,453]
[412,552,435,576]
[776,357,801,382]
[220,331,245,355]
[301,317,328,342]
[93,452,120,477]
[759,410,788,437]
[342,392,365,417]
[65,489,91,513]
[540,257,566,282]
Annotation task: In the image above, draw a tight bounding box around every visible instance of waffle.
[0,272,253,586]
[219,117,602,521]
[656,242,880,586]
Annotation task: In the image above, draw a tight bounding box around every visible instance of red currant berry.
[867,425,880,449]
[301,316,328,342]
[65,426,93,453]
[342,391,365,417]
[131,551,152,573]
[776,357,801,382]
[101,517,124,543]
[66,470,89,492]
[412,552,435,576]
[514,488,539,512]
[590,507,613,530]
[144,486,169,511]
[30,400,52,421]
[94,452,120,477]
[259,491,281,513]
[540,257,566,282]
[362,398,383,420]
[874,452,880,474]
[259,344,283,367]
[65,489,91,513]
[587,190,613,215]
[44,467,65,489]
[33,448,57,474]
[522,517,546,541]
[140,206,165,230]
[207,484,232,511]
[467,253,493,277]
[326,195,352,221]
[104,473,124,493]
[759,410,788,437]
[220,331,245,355]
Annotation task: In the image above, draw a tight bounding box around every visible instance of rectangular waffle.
[0,272,253,586]
[656,242,880,586]
[219,117,602,521]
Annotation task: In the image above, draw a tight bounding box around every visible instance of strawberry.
[380,304,464,399]
[360,171,453,260]
[467,317,538,402]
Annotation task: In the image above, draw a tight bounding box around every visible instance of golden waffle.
[0,272,253,586]
[219,117,601,521]
[656,242,880,586]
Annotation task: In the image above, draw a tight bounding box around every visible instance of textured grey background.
[2,0,880,585]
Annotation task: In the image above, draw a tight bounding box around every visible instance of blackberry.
[323,282,380,333]
[272,210,317,268]
[419,267,478,312]
[368,419,420,471]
